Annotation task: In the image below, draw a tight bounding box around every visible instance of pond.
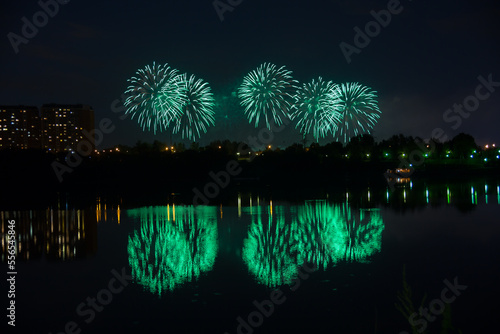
[2,178,500,333]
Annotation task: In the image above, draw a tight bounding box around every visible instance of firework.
[238,63,298,129]
[322,82,381,143]
[291,77,340,140]
[124,62,184,134]
[172,74,216,141]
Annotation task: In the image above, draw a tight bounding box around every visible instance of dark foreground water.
[2,178,500,333]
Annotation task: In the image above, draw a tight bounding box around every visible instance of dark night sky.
[1,0,499,148]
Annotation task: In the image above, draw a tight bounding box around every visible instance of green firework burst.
[323,82,381,143]
[124,62,184,134]
[291,77,340,140]
[172,74,216,141]
[238,63,298,129]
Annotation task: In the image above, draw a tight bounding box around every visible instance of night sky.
[1,0,499,148]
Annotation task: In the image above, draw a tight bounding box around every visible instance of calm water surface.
[2,179,500,333]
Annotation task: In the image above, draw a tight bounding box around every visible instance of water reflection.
[96,197,121,224]
[0,208,97,262]
[242,201,384,287]
[379,179,500,210]
[125,178,499,291]
[242,205,300,287]
[127,205,218,296]
[298,202,384,265]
